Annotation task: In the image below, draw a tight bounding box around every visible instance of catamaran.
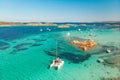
[50,42,64,70]
[50,57,64,70]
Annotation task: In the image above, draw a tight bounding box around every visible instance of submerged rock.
[100,77,120,80]
[71,39,97,51]
[87,45,119,55]
[0,46,10,50]
[0,41,9,47]
[105,55,120,65]
[44,50,91,63]
[13,43,32,49]
[10,43,32,54]
[10,48,28,54]
[33,39,46,42]
[31,43,42,47]
[0,41,10,50]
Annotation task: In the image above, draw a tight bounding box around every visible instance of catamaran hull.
[50,61,64,70]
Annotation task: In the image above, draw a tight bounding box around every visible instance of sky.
[0,0,120,22]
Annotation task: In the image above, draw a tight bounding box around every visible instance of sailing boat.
[50,42,64,70]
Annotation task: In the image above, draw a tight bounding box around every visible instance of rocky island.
[25,22,57,26]
[71,39,97,51]
[80,24,87,26]
[0,22,57,27]
[0,22,23,26]
[58,24,70,28]
[104,23,120,27]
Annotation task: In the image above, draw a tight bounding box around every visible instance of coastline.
[0,22,120,27]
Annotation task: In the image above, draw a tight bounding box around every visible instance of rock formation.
[71,39,97,51]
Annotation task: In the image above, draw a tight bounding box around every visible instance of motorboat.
[97,58,104,63]
[106,48,111,53]
[50,57,64,70]
[40,29,43,32]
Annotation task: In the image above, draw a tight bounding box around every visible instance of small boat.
[50,57,64,70]
[106,49,111,53]
[97,58,104,63]
[46,28,51,31]
[40,29,43,32]
[78,28,81,31]
[66,32,71,40]
[67,32,70,36]
[50,42,64,70]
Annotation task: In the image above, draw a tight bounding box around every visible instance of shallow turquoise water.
[0,26,120,80]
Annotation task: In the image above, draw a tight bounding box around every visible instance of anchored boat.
[50,57,64,70]
[50,42,64,70]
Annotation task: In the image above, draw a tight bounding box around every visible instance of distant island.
[0,22,57,27]
[0,21,120,28]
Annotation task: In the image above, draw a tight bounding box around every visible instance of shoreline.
[0,22,120,27]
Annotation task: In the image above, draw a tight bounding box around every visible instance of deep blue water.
[0,25,119,41]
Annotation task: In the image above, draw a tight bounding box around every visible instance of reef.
[31,43,43,47]
[0,41,9,46]
[0,46,10,50]
[10,48,28,54]
[87,45,119,54]
[100,77,120,80]
[10,43,32,54]
[44,50,91,63]
[104,50,120,69]
[33,39,46,42]
[0,41,10,50]
[13,43,33,49]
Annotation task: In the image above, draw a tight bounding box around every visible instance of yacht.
[50,57,64,70]
[50,42,64,70]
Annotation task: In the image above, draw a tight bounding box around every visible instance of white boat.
[50,42,64,70]
[66,32,71,40]
[67,32,70,36]
[78,28,81,31]
[50,57,64,70]
[106,49,111,53]
[46,28,51,31]
[40,29,43,32]
[97,58,104,63]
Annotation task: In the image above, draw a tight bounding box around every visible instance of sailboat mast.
[56,41,58,58]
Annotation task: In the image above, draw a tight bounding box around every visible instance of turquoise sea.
[0,25,120,80]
